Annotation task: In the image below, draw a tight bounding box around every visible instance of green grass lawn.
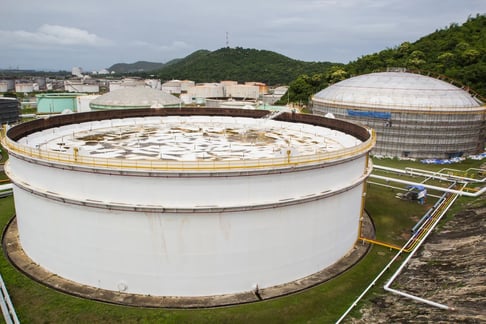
[0,156,483,323]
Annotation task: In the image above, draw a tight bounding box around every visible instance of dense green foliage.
[347,14,486,97]
[285,14,486,104]
[114,15,486,104]
[154,47,338,85]
[108,61,167,73]
[275,67,348,105]
[0,70,70,78]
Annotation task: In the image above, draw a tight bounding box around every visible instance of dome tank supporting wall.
[2,108,375,305]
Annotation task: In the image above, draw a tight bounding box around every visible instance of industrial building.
[3,108,374,299]
[36,93,81,113]
[312,71,486,159]
[0,97,20,124]
[89,87,181,110]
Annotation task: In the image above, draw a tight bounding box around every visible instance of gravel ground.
[353,199,486,323]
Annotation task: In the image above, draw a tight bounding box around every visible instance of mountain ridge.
[109,48,339,85]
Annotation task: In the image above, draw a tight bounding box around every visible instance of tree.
[328,68,348,84]
[407,50,426,68]
[460,48,481,65]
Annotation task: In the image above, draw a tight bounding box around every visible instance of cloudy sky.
[1,0,484,71]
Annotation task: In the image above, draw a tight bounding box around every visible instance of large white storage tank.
[90,87,181,110]
[225,84,260,99]
[3,108,374,301]
[0,80,15,92]
[187,83,225,98]
[0,81,10,93]
[312,71,486,159]
[162,80,182,94]
[14,82,34,93]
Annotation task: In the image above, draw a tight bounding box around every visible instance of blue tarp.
[347,110,391,119]
[407,185,425,191]
[420,157,465,164]
[470,152,486,160]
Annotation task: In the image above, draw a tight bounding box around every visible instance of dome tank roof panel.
[313,72,483,110]
[91,87,181,108]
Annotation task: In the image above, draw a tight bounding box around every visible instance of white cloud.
[266,16,317,28]
[0,0,484,69]
[129,40,190,52]
[0,24,111,48]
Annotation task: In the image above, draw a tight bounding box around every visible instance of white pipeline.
[335,221,423,323]
[369,174,486,197]
[374,164,486,183]
[0,184,12,191]
[382,184,464,311]
[336,186,457,323]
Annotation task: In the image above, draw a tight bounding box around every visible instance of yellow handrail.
[1,130,376,172]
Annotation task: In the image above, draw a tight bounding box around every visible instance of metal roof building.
[312,71,486,159]
[36,93,81,113]
[0,97,20,125]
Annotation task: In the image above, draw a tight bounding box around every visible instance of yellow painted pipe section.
[360,187,458,253]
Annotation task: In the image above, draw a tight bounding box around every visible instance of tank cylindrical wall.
[12,179,363,296]
[15,83,34,93]
[225,85,260,99]
[188,84,225,98]
[0,82,9,93]
[313,102,486,159]
[7,153,367,210]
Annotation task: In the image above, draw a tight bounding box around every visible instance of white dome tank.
[90,87,181,110]
[3,108,374,301]
[312,71,486,159]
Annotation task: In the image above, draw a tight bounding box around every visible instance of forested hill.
[281,14,486,105]
[346,14,486,98]
[110,14,486,101]
[154,47,338,85]
[108,61,166,73]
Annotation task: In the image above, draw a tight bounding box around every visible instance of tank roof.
[36,93,82,98]
[0,97,18,101]
[90,87,181,109]
[313,72,483,110]
[20,116,361,162]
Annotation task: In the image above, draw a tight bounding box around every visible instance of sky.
[1,0,485,71]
